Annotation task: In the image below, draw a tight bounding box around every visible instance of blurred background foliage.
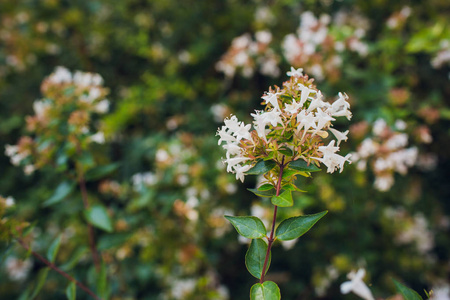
[0,0,449,299]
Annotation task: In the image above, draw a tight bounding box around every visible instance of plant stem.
[79,172,101,272]
[260,156,285,284]
[17,238,102,300]
[76,143,101,272]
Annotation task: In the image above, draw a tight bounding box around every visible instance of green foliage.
[393,279,423,300]
[42,181,75,207]
[245,239,271,279]
[250,281,281,300]
[287,160,321,172]
[84,205,113,233]
[246,160,277,175]
[275,211,328,241]
[65,282,76,300]
[271,190,293,207]
[47,236,62,263]
[225,216,267,239]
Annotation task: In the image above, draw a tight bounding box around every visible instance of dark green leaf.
[43,181,75,207]
[60,246,89,271]
[279,147,293,157]
[30,267,50,299]
[271,190,293,207]
[288,160,320,172]
[393,279,423,300]
[225,216,266,239]
[246,160,277,175]
[248,188,276,198]
[245,239,271,279]
[98,233,132,250]
[258,184,275,191]
[276,211,327,241]
[85,163,120,181]
[47,236,62,263]
[65,281,76,300]
[84,205,113,233]
[250,281,281,300]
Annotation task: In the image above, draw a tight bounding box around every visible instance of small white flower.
[94,99,110,114]
[286,67,303,77]
[262,92,281,111]
[340,269,375,300]
[90,132,105,144]
[329,128,349,146]
[5,196,15,207]
[24,164,36,175]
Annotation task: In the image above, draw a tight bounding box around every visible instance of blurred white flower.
[340,268,374,300]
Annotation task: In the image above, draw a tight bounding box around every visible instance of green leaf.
[288,160,321,172]
[84,205,113,233]
[85,163,120,181]
[60,246,89,271]
[248,188,276,198]
[245,239,271,279]
[43,181,75,207]
[276,211,327,241]
[47,236,62,263]
[250,281,281,300]
[393,279,423,300]
[30,267,50,299]
[271,190,293,207]
[246,160,277,175]
[282,183,306,193]
[281,168,303,180]
[279,147,293,157]
[225,216,267,239]
[65,281,76,300]
[258,184,275,191]
[97,263,109,299]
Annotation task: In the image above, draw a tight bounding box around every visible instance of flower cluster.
[4,66,109,175]
[216,10,369,81]
[215,31,280,78]
[282,11,368,81]
[217,68,352,183]
[351,119,418,191]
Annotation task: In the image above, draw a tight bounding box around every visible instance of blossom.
[286,67,303,77]
[217,68,352,183]
[340,269,375,300]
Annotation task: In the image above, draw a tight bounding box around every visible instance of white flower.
[329,128,349,145]
[374,174,394,191]
[24,164,36,175]
[251,110,282,139]
[298,83,317,106]
[430,283,450,300]
[94,99,110,114]
[33,100,51,118]
[262,92,281,111]
[340,269,375,300]
[233,163,252,182]
[5,196,15,207]
[286,67,303,77]
[297,110,317,133]
[90,132,105,144]
[5,144,18,157]
[372,118,387,136]
[313,140,351,173]
[49,66,72,84]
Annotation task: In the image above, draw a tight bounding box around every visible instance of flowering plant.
[217,67,352,298]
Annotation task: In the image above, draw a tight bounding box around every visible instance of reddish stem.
[76,144,101,272]
[17,238,102,300]
[260,156,285,284]
[79,172,101,272]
